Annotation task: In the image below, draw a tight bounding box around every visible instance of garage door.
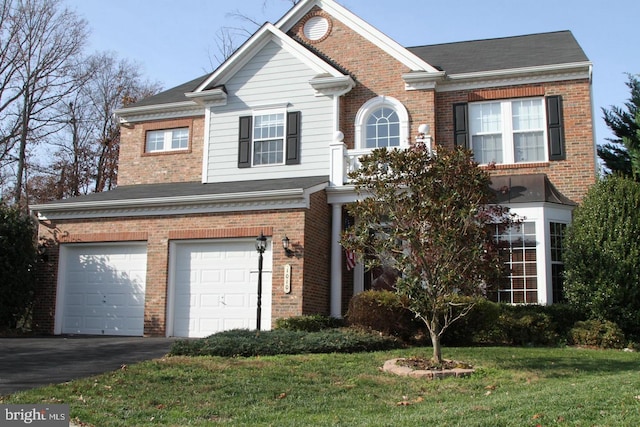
[56,243,147,336]
[169,239,272,338]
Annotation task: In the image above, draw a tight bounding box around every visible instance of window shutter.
[546,95,565,161]
[453,103,469,149]
[286,111,301,165]
[238,116,252,168]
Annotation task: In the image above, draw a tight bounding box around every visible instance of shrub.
[0,204,37,330]
[498,308,559,346]
[274,314,343,332]
[564,176,640,339]
[169,328,403,357]
[345,290,421,340]
[568,320,626,349]
[441,297,502,346]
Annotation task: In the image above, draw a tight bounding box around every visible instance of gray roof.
[408,30,589,75]
[40,176,329,206]
[127,31,589,109]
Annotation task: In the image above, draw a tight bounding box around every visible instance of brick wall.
[436,80,596,203]
[35,195,331,336]
[289,7,436,148]
[118,116,205,186]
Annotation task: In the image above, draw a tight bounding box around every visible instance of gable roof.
[194,22,351,92]
[277,0,440,73]
[408,30,589,76]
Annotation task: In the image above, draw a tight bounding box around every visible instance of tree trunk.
[430,323,443,363]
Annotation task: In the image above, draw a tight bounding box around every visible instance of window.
[253,112,285,165]
[469,98,546,164]
[489,222,538,304]
[550,222,567,303]
[238,111,300,168]
[455,95,565,164]
[145,128,189,153]
[355,96,409,150]
[365,107,401,148]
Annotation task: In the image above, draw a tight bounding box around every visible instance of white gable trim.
[277,0,440,73]
[193,23,346,93]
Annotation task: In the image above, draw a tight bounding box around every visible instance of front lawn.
[2,346,639,426]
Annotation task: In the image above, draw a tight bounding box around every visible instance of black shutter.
[453,103,469,149]
[286,111,301,165]
[546,95,565,161]
[238,115,252,168]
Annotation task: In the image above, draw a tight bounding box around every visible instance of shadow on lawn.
[486,349,638,378]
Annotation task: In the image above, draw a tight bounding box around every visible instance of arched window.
[355,96,409,150]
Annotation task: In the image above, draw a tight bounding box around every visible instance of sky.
[63,0,640,145]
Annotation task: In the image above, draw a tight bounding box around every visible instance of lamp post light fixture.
[255,232,267,331]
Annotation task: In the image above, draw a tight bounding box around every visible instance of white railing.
[329,129,432,187]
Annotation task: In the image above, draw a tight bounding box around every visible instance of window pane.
[512,99,544,131]
[514,131,545,162]
[253,113,284,165]
[365,107,400,148]
[472,134,503,164]
[492,221,538,305]
[470,102,502,133]
[171,128,189,149]
[146,130,165,152]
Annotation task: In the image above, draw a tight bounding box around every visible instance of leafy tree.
[0,202,36,329]
[342,143,514,362]
[564,175,640,339]
[599,74,640,180]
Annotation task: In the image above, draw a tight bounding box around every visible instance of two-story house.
[31,0,595,337]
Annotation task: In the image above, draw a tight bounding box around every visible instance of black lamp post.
[255,232,267,331]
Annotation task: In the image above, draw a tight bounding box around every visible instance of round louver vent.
[303,16,330,42]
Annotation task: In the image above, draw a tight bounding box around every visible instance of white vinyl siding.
[205,40,334,183]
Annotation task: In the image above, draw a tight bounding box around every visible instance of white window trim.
[354,96,409,150]
[252,107,287,167]
[469,97,549,165]
[145,127,189,153]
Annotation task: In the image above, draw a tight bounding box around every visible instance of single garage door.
[56,243,147,336]
[169,239,272,338]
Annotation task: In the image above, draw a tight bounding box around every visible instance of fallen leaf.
[484,385,496,390]
[484,391,492,396]
[634,395,640,401]
[396,401,411,406]
[277,393,287,399]
[532,413,543,419]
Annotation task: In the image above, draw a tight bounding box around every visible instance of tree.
[563,175,640,340]
[26,53,161,203]
[0,0,88,206]
[0,201,36,329]
[599,74,640,180]
[342,142,514,362]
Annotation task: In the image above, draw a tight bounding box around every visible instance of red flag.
[346,248,356,271]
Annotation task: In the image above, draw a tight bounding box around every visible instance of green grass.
[2,346,639,426]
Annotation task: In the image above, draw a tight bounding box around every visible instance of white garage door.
[55,243,147,336]
[169,239,272,338]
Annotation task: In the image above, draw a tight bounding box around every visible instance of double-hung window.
[253,111,285,166]
[455,95,565,165]
[469,98,546,164]
[145,128,189,153]
[238,109,301,168]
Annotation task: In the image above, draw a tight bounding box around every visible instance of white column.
[330,203,343,318]
[329,132,346,187]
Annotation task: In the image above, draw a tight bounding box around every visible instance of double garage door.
[56,240,272,338]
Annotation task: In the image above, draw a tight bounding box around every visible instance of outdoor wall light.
[282,235,294,257]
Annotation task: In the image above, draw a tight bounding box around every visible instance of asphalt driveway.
[0,336,175,396]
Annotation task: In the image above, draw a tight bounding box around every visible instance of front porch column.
[330,202,343,318]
